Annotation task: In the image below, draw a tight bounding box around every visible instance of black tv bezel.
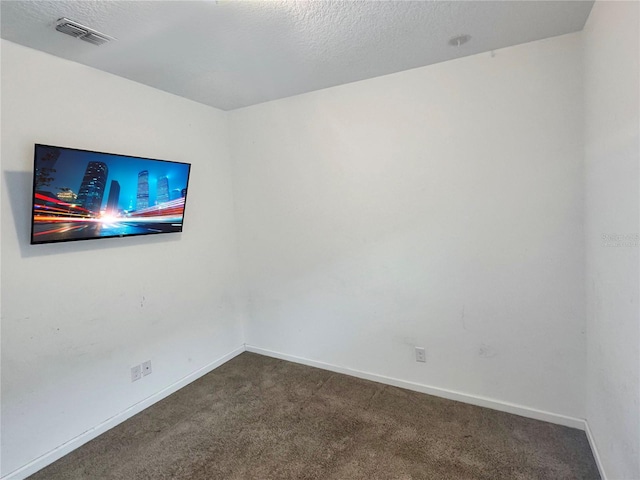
[30,143,192,245]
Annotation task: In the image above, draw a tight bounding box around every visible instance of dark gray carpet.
[29,352,599,479]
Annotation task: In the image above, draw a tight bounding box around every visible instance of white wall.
[0,40,244,477]
[583,2,640,479]
[230,33,586,419]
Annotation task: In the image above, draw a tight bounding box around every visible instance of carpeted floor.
[29,352,599,480]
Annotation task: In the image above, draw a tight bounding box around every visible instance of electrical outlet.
[415,347,426,363]
[131,365,142,382]
[142,360,152,376]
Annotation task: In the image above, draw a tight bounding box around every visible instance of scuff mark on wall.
[478,343,497,359]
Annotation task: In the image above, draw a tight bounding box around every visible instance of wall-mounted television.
[31,144,192,245]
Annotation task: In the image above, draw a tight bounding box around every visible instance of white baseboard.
[245,345,586,430]
[1,345,246,480]
[584,420,608,480]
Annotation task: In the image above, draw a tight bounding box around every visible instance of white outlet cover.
[415,347,426,363]
[131,365,142,382]
[142,360,152,376]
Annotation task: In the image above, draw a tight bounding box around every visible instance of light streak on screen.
[30,144,192,244]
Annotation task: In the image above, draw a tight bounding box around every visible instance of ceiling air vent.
[55,18,115,46]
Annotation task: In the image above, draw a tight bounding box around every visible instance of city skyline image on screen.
[31,144,192,244]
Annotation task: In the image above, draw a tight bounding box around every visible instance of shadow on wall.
[3,171,181,259]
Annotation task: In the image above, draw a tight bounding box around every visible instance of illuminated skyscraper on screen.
[77,161,108,214]
[106,180,120,215]
[157,176,169,204]
[34,146,61,192]
[136,170,149,210]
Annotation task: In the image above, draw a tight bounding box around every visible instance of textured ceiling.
[1,1,594,111]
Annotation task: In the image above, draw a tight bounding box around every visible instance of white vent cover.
[55,18,115,46]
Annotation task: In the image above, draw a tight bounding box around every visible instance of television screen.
[31,144,192,245]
